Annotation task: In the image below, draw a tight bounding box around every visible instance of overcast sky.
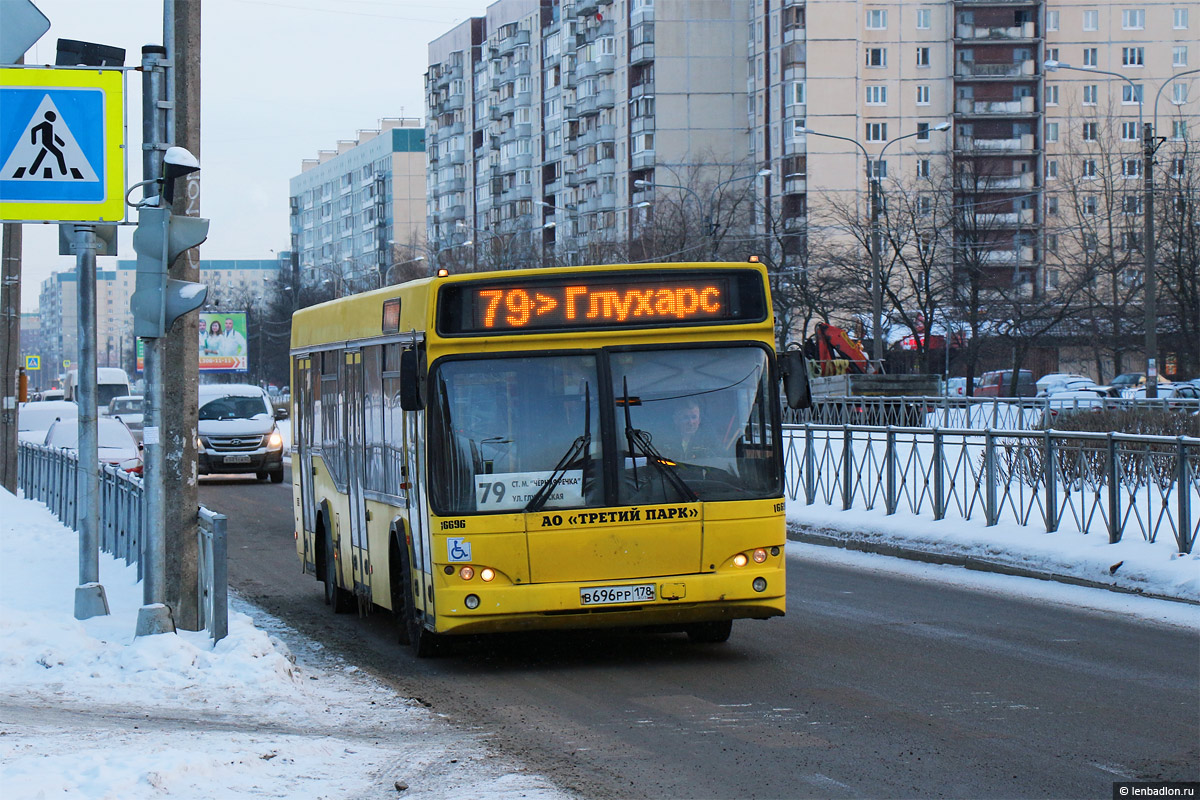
[12,0,492,311]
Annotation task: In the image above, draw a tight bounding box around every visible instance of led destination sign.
[439,270,767,335]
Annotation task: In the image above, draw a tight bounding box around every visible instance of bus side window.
[382,343,407,500]
[363,345,386,494]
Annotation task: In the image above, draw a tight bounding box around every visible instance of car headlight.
[267,430,283,449]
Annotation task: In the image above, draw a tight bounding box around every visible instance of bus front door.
[343,350,370,602]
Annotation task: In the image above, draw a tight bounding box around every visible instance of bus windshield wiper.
[621,378,699,503]
[525,383,591,513]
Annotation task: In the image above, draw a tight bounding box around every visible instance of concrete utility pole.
[165,0,203,630]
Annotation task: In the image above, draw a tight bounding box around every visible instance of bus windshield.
[427,345,779,514]
[612,346,778,505]
[429,354,603,514]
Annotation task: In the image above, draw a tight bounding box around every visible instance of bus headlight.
[480,567,495,582]
[733,553,748,567]
[464,594,480,609]
[753,577,767,593]
[752,548,768,563]
[459,566,475,581]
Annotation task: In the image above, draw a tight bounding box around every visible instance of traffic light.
[130,206,210,338]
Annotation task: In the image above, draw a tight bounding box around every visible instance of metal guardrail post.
[1045,429,1059,533]
[804,425,815,505]
[1176,437,1192,554]
[1107,432,1121,544]
[842,425,853,511]
[985,428,998,527]
[933,427,945,521]
[885,426,897,515]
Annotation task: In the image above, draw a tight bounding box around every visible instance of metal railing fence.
[784,395,1200,430]
[783,424,1198,554]
[16,441,228,641]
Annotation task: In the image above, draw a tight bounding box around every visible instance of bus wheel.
[409,611,442,658]
[405,576,442,658]
[322,523,353,613]
[389,536,412,646]
[686,619,733,643]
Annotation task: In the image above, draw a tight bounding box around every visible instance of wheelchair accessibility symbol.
[447,537,472,563]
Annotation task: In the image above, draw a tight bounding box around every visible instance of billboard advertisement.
[135,311,249,373]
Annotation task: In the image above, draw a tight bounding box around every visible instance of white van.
[64,368,132,411]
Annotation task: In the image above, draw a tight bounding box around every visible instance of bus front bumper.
[429,565,786,636]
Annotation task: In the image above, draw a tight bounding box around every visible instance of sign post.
[2,65,126,620]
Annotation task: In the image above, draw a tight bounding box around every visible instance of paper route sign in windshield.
[475,470,584,511]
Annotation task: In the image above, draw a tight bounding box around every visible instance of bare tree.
[1045,106,1145,381]
[1155,130,1200,378]
[876,166,956,373]
[943,150,1057,394]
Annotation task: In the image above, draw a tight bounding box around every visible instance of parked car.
[197,384,286,482]
[944,377,968,396]
[1110,373,1146,392]
[42,417,142,473]
[17,400,78,444]
[1035,373,1091,397]
[104,395,145,442]
[976,369,1036,397]
[1046,387,1110,413]
[37,389,65,402]
[1130,384,1200,410]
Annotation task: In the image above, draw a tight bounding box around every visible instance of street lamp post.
[1044,61,1200,397]
[798,123,952,364]
[385,256,425,284]
[633,168,771,259]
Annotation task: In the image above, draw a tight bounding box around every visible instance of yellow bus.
[290,261,786,655]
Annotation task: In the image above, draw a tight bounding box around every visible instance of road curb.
[787,523,1199,607]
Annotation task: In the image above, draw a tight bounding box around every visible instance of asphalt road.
[200,466,1200,800]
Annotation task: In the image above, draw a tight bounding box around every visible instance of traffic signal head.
[131,207,210,338]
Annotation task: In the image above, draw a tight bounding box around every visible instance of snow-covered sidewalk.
[0,487,570,800]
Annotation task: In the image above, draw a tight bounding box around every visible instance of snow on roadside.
[787,497,1200,603]
[0,487,570,800]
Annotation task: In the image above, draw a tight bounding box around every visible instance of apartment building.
[425,0,753,263]
[750,0,1196,290]
[288,119,427,289]
[35,258,287,380]
[425,0,1196,309]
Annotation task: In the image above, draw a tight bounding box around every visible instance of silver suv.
[197,384,285,482]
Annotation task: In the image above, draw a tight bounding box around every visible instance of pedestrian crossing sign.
[0,67,125,223]
[25,355,40,370]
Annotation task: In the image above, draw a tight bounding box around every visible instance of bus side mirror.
[399,346,426,411]
[779,350,812,409]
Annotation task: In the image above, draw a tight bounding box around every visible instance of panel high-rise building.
[426,0,1197,313]
[288,119,427,290]
[425,0,755,265]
